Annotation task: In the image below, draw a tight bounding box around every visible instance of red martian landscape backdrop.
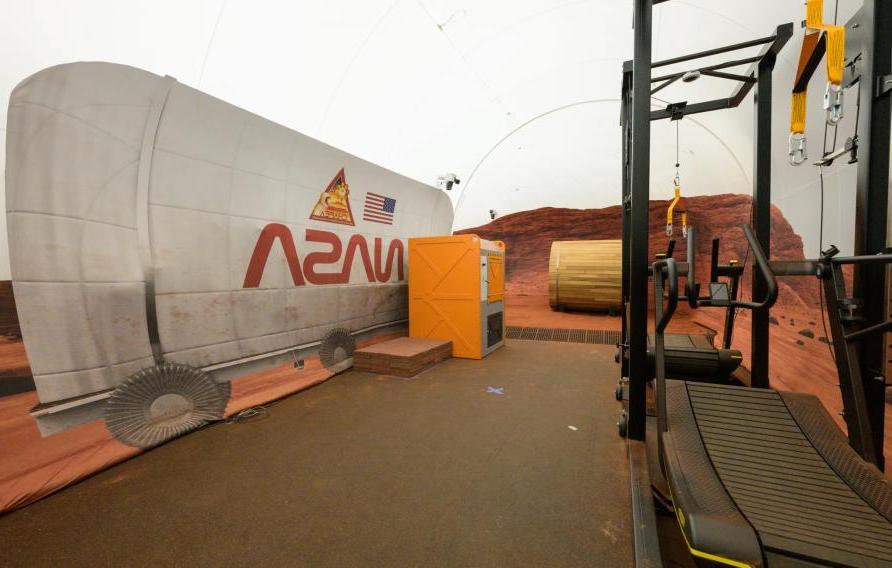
[457,193,818,307]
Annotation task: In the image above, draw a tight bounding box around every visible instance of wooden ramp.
[354,337,452,377]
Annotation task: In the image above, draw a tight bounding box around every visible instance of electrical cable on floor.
[227,406,270,424]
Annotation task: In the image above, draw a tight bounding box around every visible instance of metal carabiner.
[823,83,844,125]
[789,132,808,166]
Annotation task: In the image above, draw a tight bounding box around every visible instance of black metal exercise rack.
[620,15,792,442]
[618,1,892,565]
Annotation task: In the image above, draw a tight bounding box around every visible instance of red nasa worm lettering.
[243,223,404,288]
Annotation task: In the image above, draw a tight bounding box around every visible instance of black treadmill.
[652,226,892,567]
[617,228,745,397]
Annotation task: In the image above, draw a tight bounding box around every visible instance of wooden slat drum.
[549,240,622,312]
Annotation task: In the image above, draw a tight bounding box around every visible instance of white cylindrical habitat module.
[5,63,453,441]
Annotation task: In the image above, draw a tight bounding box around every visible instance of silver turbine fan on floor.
[319,327,356,373]
[105,363,230,448]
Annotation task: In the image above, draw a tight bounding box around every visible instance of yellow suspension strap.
[811,0,846,124]
[790,0,846,165]
[666,119,687,237]
[667,186,681,236]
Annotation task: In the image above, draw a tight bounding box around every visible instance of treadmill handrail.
[654,259,679,333]
[733,224,778,311]
[831,252,892,266]
[769,254,892,277]
[653,257,677,438]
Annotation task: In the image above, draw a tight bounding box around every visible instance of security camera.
[489,209,497,220]
[437,173,460,191]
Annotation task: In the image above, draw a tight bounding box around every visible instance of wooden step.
[354,337,452,377]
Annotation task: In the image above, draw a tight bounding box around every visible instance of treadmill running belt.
[686,382,892,566]
[647,333,715,350]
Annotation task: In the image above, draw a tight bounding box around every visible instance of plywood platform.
[354,337,452,377]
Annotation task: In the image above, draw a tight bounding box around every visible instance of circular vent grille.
[319,327,356,369]
[105,363,230,448]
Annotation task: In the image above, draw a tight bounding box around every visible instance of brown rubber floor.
[0,340,631,567]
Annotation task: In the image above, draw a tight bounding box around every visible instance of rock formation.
[457,194,818,308]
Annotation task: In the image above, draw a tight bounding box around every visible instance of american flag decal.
[363,192,397,225]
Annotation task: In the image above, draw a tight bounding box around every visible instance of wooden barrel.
[549,240,622,312]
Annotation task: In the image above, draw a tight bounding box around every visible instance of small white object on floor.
[567,425,578,431]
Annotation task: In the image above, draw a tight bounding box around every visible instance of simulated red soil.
[0,332,403,513]
[505,294,708,336]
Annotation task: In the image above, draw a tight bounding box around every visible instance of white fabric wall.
[1,0,868,280]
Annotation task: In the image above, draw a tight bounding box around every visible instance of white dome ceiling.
[0,0,867,278]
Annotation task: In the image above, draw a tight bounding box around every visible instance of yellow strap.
[806,0,845,85]
[681,211,687,231]
[806,0,823,28]
[790,91,808,134]
[824,25,845,85]
[792,0,845,136]
[667,186,681,228]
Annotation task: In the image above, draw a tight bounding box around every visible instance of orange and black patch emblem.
[310,168,355,226]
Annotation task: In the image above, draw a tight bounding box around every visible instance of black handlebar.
[652,224,776,336]
[735,225,779,311]
[653,258,678,334]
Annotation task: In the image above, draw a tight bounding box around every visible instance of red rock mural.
[457,194,818,308]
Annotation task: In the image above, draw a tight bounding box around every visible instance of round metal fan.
[105,363,230,448]
[319,327,355,370]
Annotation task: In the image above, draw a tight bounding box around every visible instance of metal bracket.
[666,102,687,121]
[814,136,859,166]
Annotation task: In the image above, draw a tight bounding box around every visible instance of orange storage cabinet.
[408,235,506,359]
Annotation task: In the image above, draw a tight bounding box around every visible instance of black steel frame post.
[620,69,632,384]
[621,19,792,435]
[849,0,891,469]
[749,51,777,388]
[823,261,879,464]
[627,0,654,442]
